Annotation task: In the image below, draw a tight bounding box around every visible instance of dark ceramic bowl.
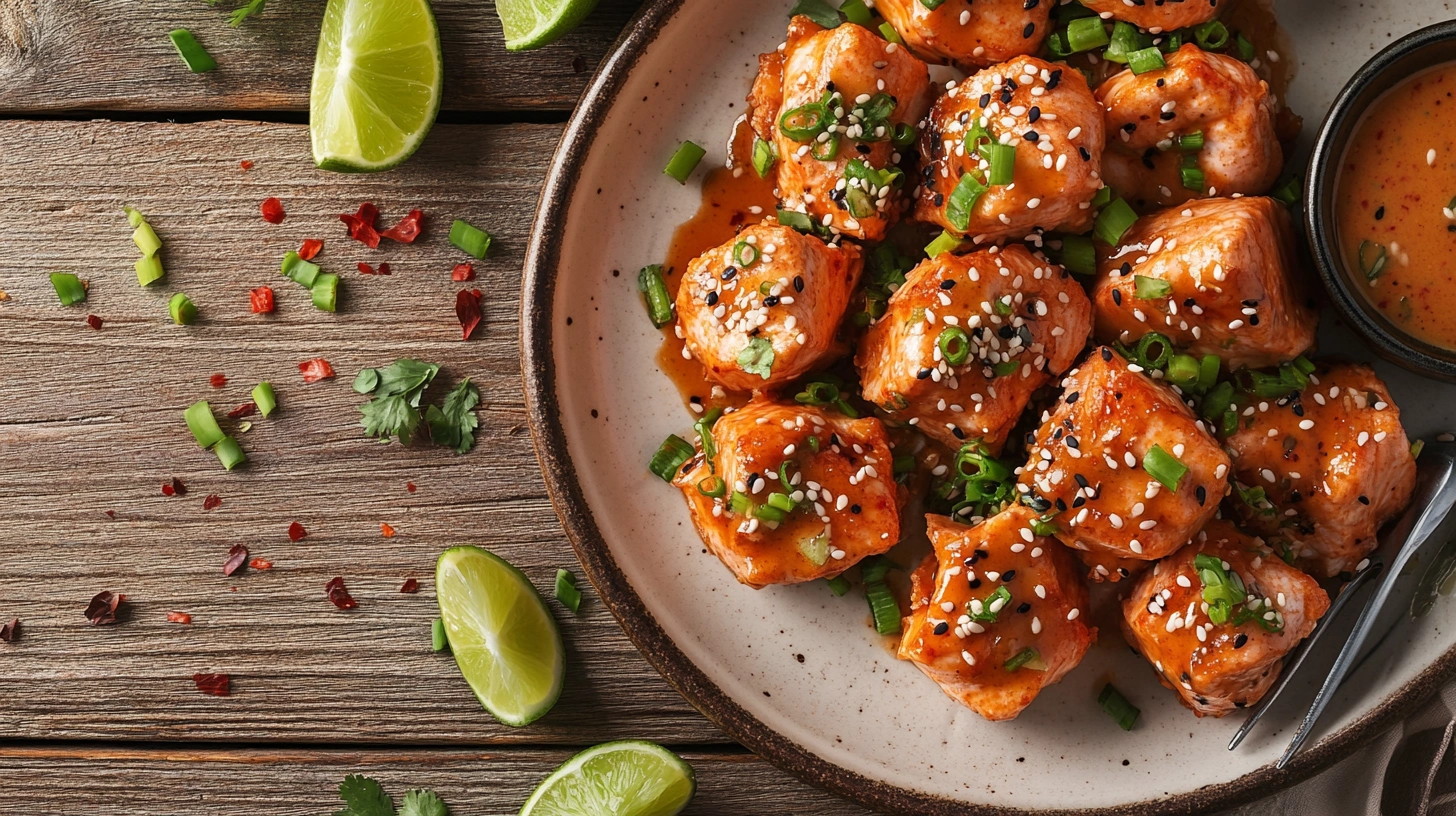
[1307,20,1456,382]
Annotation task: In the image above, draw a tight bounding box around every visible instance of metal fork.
[1228,442,1456,768]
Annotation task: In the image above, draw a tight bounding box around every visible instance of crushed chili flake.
[166,611,192,625]
[379,262,391,275]
[240,160,254,170]
[451,263,475,282]
[456,289,484,341]
[249,557,273,570]
[203,494,222,511]
[210,373,228,388]
[406,482,417,493]
[250,286,276,314]
[339,202,381,248]
[260,197,286,225]
[298,358,335,383]
[298,238,323,261]
[358,262,392,275]
[325,577,358,610]
[0,618,18,642]
[380,523,396,538]
[104,510,116,518]
[86,314,103,330]
[192,673,231,696]
[162,477,187,497]
[400,578,420,593]
[381,209,424,243]
[287,521,307,541]
[223,544,249,576]
[227,402,257,419]
[85,590,125,625]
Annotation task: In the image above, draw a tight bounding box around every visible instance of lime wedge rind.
[498,0,601,52]
[519,741,696,816]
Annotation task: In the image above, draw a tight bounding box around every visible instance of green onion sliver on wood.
[1098,683,1140,731]
[664,140,707,184]
[281,251,321,288]
[169,292,198,325]
[554,569,582,613]
[311,273,339,312]
[185,401,225,449]
[168,28,217,73]
[214,435,246,471]
[449,219,492,260]
[49,272,87,306]
[431,618,450,652]
[251,382,278,417]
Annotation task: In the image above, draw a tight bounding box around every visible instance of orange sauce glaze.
[1337,63,1456,349]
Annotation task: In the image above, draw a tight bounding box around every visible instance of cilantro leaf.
[424,379,481,454]
[228,0,267,26]
[360,394,421,443]
[334,775,394,816]
[737,338,775,379]
[398,790,448,816]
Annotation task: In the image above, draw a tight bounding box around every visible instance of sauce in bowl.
[1337,62,1456,348]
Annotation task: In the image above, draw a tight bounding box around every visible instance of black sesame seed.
[1249,314,1260,326]
[1017,602,1032,613]
[940,279,956,289]
[1074,474,1090,489]
[1375,205,1385,220]
[1358,495,1370,505]
[917,368,932,380]
[1023,130,1040,142]
[1022,22,1035,38]
[1066,391,1080,404]
[1111,289,1123,305]
[969,578,982,589]
[933,622,949,635]
[1196,485,1207,505]
[722,267,737,280]
[1160,111,1176,121]
[1234,633,1249,649]
[952,426,966,439]
[1102,347,1113,361]
[705,291,719,306]
[1072,496,1086,508]
[979,93,992,108]
[1024,0,1039,8]
[794,275,805,292]
[1028,106,1041,123]
[1046,70,1062,90]
[1002,569,1017,582]
[763,295,780,307]
[1066,436,1079,449]
[851,504,862,514]
[1079,146,1092,161]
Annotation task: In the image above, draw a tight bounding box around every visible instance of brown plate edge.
[517,2,1456,813]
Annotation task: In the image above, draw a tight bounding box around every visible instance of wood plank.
[0,0,645,113]
[0,744,872,815]
[0,118,724,744]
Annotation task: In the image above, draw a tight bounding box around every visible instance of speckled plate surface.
[522,2,1456,812]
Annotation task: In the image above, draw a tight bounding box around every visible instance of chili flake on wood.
[406,482,417,493]
[86,314,103,330]
[456,289,484,340]
[166,611,192,624]
[400,578,419,593]
[249,557,273,570]
[192,673,231,696]
[298,358,335,383]
[339,202,381,248]
[240,160,254,170]
[358,262,392,275]
[260,197,286,225]
[287,521,307,542]
[210,373,228,388]
[223,544,249,576]
[85,591,125,625]
[381,209,424,243]
[451,263,475,282]
[325,577,358,610]
[227,402,256,419]
[250,286,275,314]
[203,494,222,511]
[162,477,187,497]
[380,523,396,538]
[0,618,18,642]
[298,239,323,261]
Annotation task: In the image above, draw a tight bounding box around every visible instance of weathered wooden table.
[0,1,870,812]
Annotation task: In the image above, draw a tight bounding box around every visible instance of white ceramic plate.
[523,2,1456,812]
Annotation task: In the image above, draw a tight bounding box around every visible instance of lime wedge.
[435,546,564,727]
[310,0,443,172]
[519,741,696,816]
[496,0,600,52]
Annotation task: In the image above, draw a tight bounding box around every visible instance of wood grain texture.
[0,0,645,113]
[0,118,723,744]
[0,744,873,815]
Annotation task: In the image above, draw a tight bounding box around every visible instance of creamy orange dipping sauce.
[1338,62,1456,348]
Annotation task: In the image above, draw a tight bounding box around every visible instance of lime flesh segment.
[435,546,564,727]
[519,741,696,816]
[496,0,600,51]
[310,0,443,172]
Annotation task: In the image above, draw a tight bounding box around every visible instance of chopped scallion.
[132,221,162,257]
[777,208,816,233]
[135,255,165,287]
[1234,33,1255,61]
[945,171,988,231]
[753,502,788,524]
[938,326,970,365]
[736,337,775,379]
[1359,240,1388,281]
[1052,234,1097,276]
[789,0,843,28]
[1091,185,1113,209]
[1098,683,1140,731]
[251,382,278,417]
[987,143,1016,186]
[729,491,754,517]
[448,219,492,259]
[860,555,893,584]
[1066,16,1111,53]
[1103,21,1149,64]
[214,435,246,470]
[1142,444,1188,492]
[648,434,694,482]
[798,533,830,566]
[826,575,851,596]
[1197,354,1221,392]
[839,0,872,26]
[311,273,339,312]
[865,580,901,635]
[281,251,321,288]
[168,28,217,73]
[664,140,706,183]
[697,476,727,498]
[49,272,86,306]
[779,102,831,142]
[1180,156,1206,192]
[1133,275,1172,300]
[554,569,582,613]
[892,122,918,149]
[1166,353,1201,387]
[637,265,674,328]
[1094,197,1138,246]
[969,585,1011,623]
[751,137,776,178]
[185,401,225,449]
[1177,131,1205,152]
[1127,47,1166,75]
[925,229,963,258]
[168,292,197,325]
[878,22,904,45]
[431,618,449,652]
[1003,647,1044,672]
[1134,332,1173,370]
[1272,175,1302,206]
[1193,20,1229,49]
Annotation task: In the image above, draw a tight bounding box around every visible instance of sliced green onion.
[281,251,321,288]
[1004,647,1044,672]
[664,140,706,183]
[1234,33,1255,61]
[554,569,582,613]
[1133,275,1172,300]
[1030,513,1058,536]
[839,0,872,25]
[919,0,947,8]
[1197,354,1221,392]
[1177,131,1205,152]
[753,502,788,524]
[1413,439,1427,460]
[1091,185,1113,209]
[132,221,163,257]
[892,122,918,148]
[987,143,1017,186]
[214,435,246,471]
[448,219,492,260]
[925,230,963,258]
[1292,356,1316,375]
[729,490,754,517]
[860,555,893,584]
[826,575,851,596]
[185,401,225,449]
[251,382,278,417]
[1166,353,1201,386]
[751,137,776,178]
[431,618,449,652]
[1104,21,1149,64]
[893,454,916,475]
[878,22,904,45]
[1220,408,1240,436]
[697,476,727,498]
[1193,20,1229,49]
[1094,198,1138,246]
[637,265,674,328]
[945,172,988,231]
[168,292,198,325]
[938,326,971,365]
[695,408,722,464]
[777,458,797,488]
[1067,16,1111,53]
[1135,332,1172,369]
[737,337,775,379]
[777,208,816,233]
[1127,47,1166,75]
[993,360,1021,377]
[1159,31,1184,53]
[135,255,165,287]
[969,585,1011,623]
[1201,380,1235,421]
[1099,683,1140,731]
[780,102,830,141]
[1053,234,1097,276]
[1143,444,1188,492]
[311,273,339,312]
[1359,240,1388,281]
[993,296,1013,317]
[648,434,694,482]
[1272,175,1302,206]
[49,272,86,306]
[811,134,841,161]
[798,532,830,566]
[865,581,901,635]
[168,28,217,73]
[766,492,797,513]
[1180,156,1206,192]
[790,0,843,28]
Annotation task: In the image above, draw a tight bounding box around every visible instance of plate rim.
[518,1,1456,812]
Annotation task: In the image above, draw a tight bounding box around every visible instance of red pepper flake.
[380,523,396,538]
[451,262,475,282]
[162,477,187,497]
[456,289,484,341]
[0,618,19,642]
[406,482,417,493]
[202,494,222,511]
[227,402,257,419]
[379,262,391,275]
[223,544,249,576]
[210,373,228,388]
[325,577,358,610]
[260,197,286,225]
[240,160,254,170]
[250,286,276,314]
[192,673,231,696]
[166,611,192,625]
[85,590,126,625]
[86,314,103,330]
[339,202,381,248]
[298,358,335,383]
[249,557,273,570]
[381,209,424,243]
[298,238,323,261]
[357,262,392,275]
[287,521,307,542]
[400,578,420,593]
[104,510,116,518]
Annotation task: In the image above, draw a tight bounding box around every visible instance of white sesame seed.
[1067,608,1080,621]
